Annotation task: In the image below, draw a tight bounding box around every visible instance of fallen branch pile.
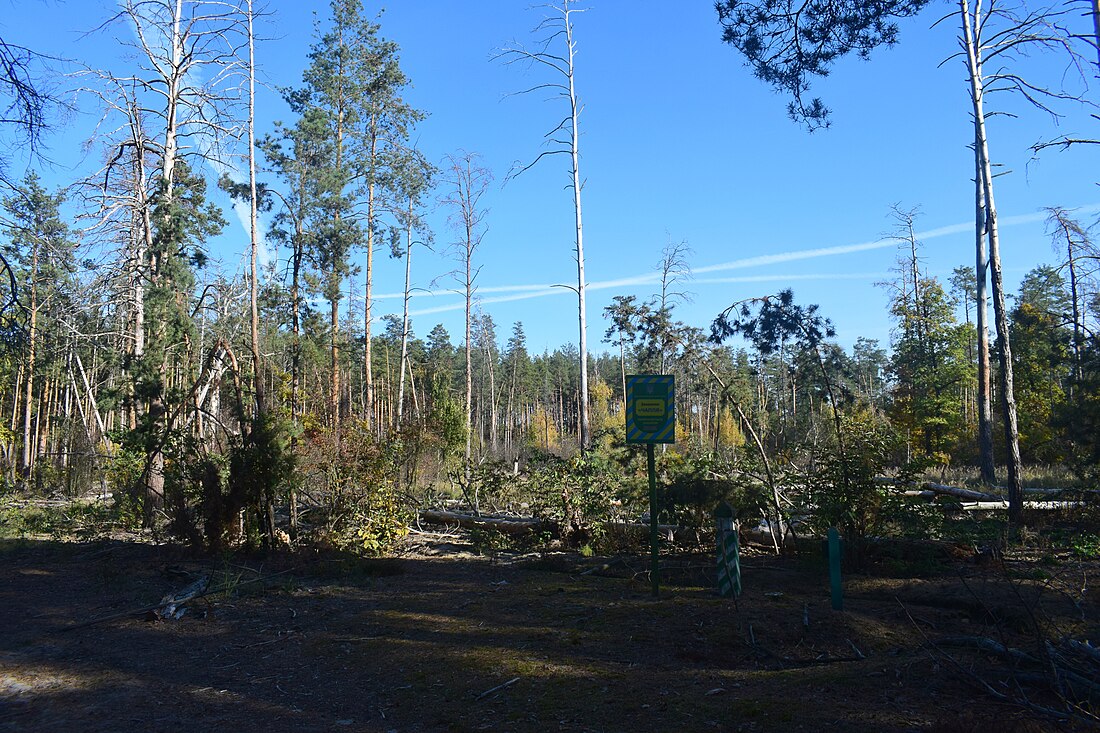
[878,478,1092,509]
[921,630,1100,723]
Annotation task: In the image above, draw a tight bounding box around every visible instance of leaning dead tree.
[498,0,592,452]
[953,0,1094,523]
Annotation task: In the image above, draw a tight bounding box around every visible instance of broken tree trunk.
[417,510,554,536]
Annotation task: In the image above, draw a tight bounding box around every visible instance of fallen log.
[417,510,554,536]
[876,477,1000,501]
[416,512,707,545]
[959,500,1083,511]
[879,477,1098,501]
[602,521,699,545]
[919,482,1003,502]
[157,574,210,620]
[57,569,293,633]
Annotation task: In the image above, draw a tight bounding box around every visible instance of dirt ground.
[1,531,1097,733]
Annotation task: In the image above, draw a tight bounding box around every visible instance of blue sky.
[6,0,1100,356]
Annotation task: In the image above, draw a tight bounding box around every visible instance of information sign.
[626,375,675,444]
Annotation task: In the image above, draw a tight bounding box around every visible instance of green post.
[828,526,843,611]
[647,442,659,597]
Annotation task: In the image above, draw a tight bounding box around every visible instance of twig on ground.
[475,677,520,701]
[898,598,1078,723]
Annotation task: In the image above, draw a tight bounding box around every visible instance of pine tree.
[2,172,76,483]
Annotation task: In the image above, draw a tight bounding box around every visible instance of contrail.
[374,282,562,300]
[410,287,563,317]
[404,204,1100,314]
[695,272,887,285]
[408,272,887,319]
[692,207,1099,276]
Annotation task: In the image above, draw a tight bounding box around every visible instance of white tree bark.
[246,0,263,414]
[960,0,1023,522]
[397,198,414,427]
[564,6,591,452]
[973,127,995,485]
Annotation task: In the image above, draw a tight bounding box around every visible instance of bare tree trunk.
[464,249,473,479]
[974,128,996,485]
[74,352,111,457]
[397,198,413,428]
[1050,212,1086,387]
[141,0,186,524]
[961,0,1023,522]
[129,119,150,434]
[618,338,627,404]
[485,339,498,455]
[442,152,490,491]
[364,118,378,433]
[38,371,54,463]
[564,8,590,453]
[10,362,22,479]
[59,354,72,475]
[247,0,263,416]
[330,53,348,435]
[246,0,276,542]
[20,241,38,482]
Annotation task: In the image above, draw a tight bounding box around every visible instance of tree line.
[0,0,1098,551]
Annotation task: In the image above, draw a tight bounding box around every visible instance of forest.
[2,0,1100,730]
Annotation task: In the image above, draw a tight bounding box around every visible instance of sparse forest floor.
[3,510,1099,733]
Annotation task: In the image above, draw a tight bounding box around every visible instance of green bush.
[301,422,409,555]
[0,498,119,540]
[803,413,930,555]
[520,450,633,549]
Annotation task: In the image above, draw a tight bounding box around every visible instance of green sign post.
[626,375,675,597]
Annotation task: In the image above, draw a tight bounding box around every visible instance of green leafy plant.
[803,413,928,558]
[1070,532,1100,559]
[301,422,409,555]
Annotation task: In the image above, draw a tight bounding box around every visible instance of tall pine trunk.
[397,198,413,428]
[961,0,1023,522]
[565,9,590,453]
[973,129,995,485]
[20,240,38,482]
[364,119,378,433]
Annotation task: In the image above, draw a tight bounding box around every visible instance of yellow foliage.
[589,379,620,435]
[716,407,744,448]
[527,405,560,452]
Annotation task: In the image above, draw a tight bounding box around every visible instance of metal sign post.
[626,375,675,597]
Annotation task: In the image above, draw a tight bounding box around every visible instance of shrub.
[300,422,409,555]
[803,413,928,556]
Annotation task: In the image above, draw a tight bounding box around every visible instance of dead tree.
[954,0,1092,523]
[440,151,492,498]
[84,0,245,523]
[498,0,592,451]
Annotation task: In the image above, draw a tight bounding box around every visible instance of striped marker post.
[715,501,741,598]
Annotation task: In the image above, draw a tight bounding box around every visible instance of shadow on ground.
[0,537,1088,732]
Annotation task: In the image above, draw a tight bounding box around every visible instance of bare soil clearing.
[1,534,1095,732]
